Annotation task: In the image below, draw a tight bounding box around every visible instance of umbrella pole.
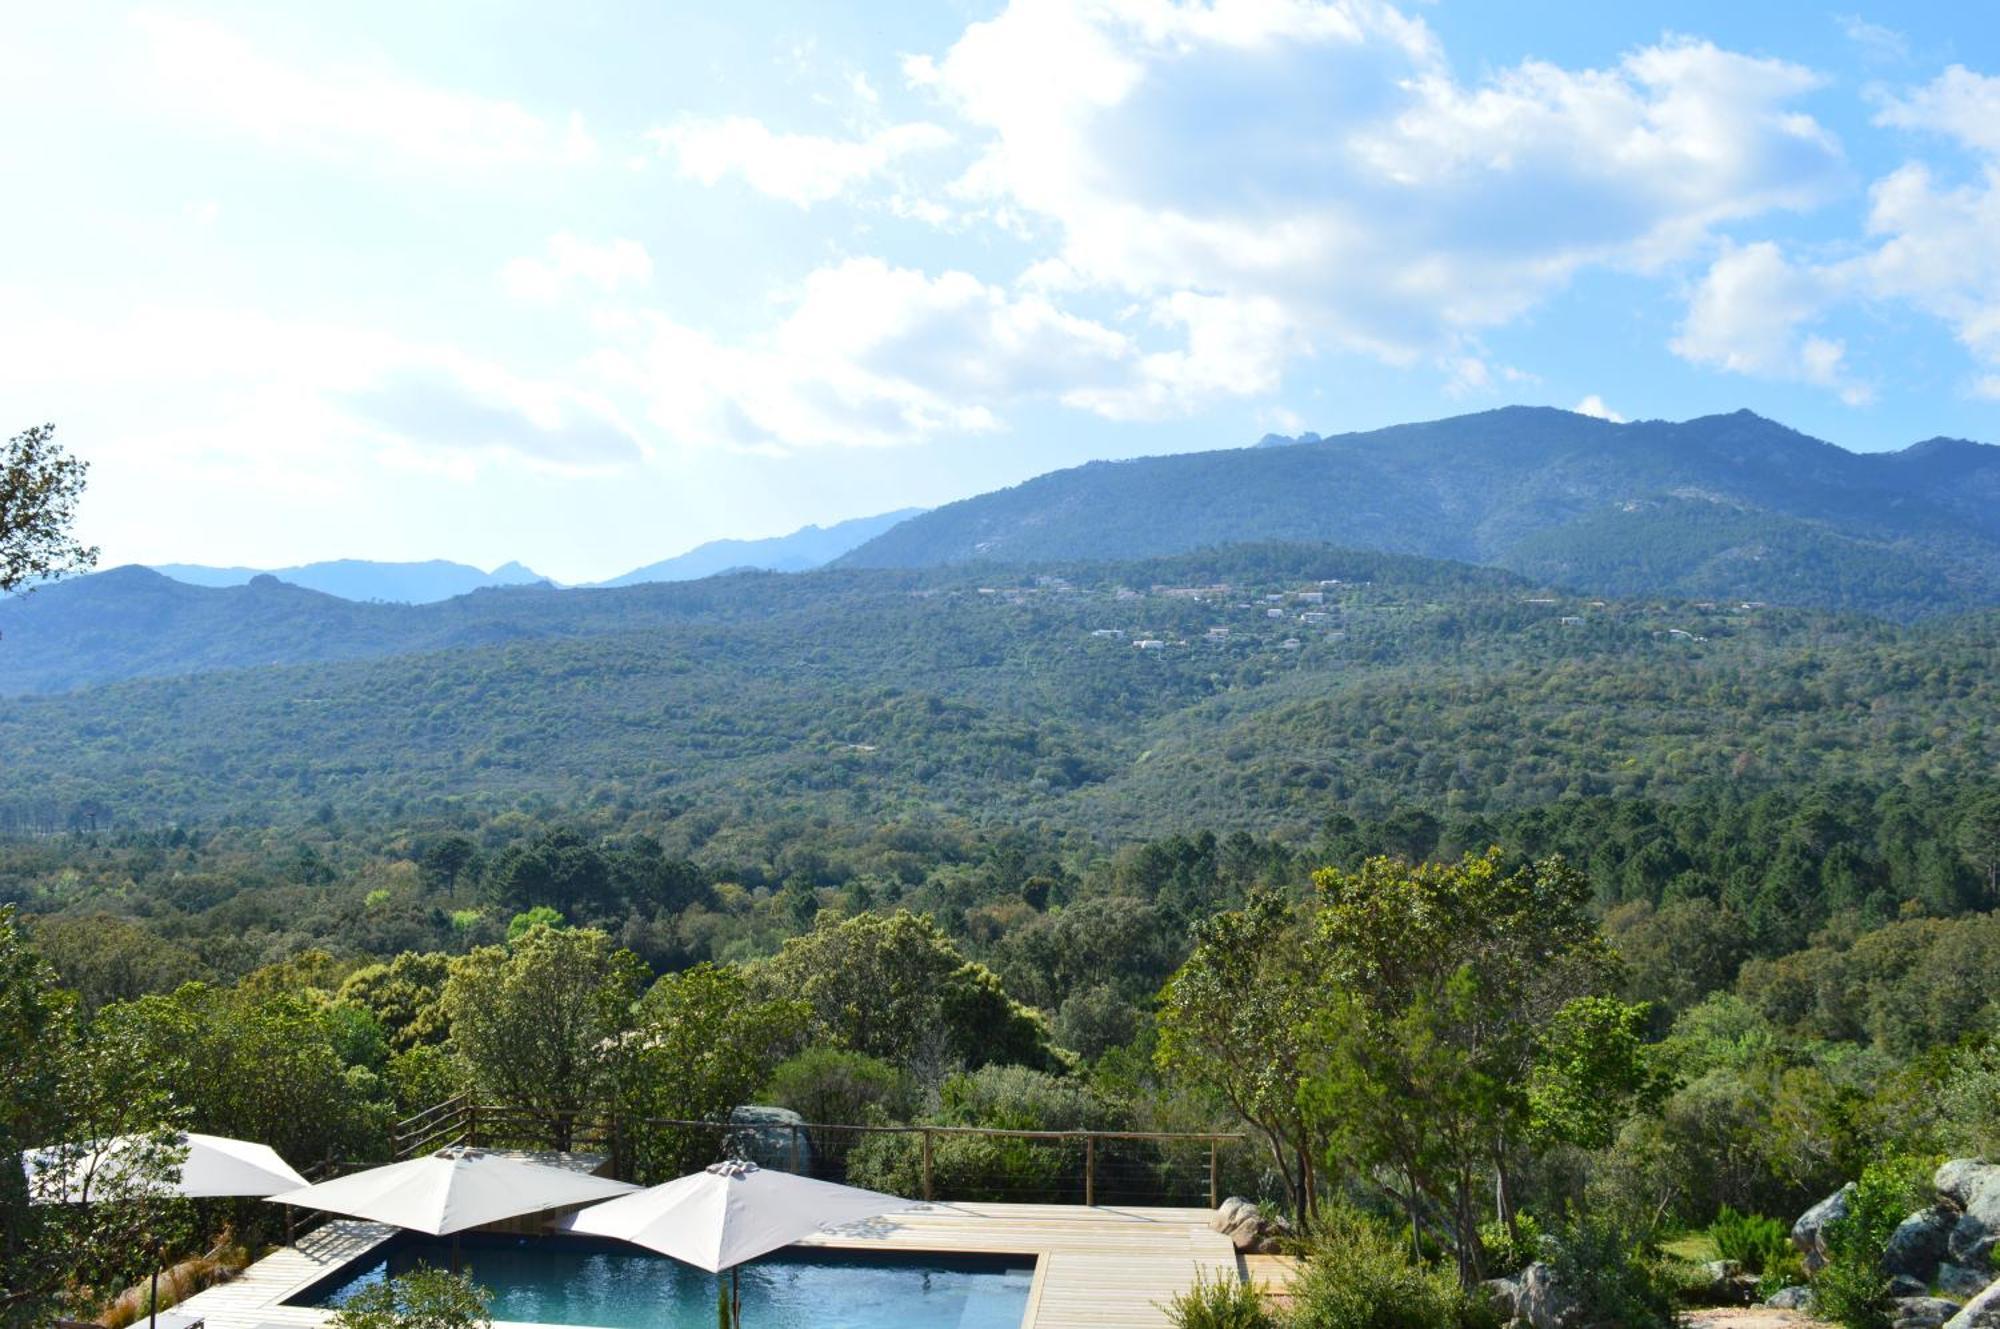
[149,1261,159,1329]
[732,1266,740,1327]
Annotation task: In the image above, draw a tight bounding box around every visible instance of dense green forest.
[3,543,1996,845]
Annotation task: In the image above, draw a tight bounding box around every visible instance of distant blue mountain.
[593,509,925,587]
[152,559,545,604]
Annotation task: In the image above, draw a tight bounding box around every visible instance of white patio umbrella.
[24,1132,309,1329]
[557,1159,918,1324]
[26,1131,309,1203]
[263,1146,638,1237]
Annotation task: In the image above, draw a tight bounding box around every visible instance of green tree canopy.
[442,925,645,1148]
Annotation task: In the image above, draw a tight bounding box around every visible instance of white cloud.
[906,1,1844,387]
[1671,242,1870,403]
[592,257,1141,450]
[1673,65,2000,402]
[1875,65,2000,155]
[133,11,595,167]
[1837,15,1909,65]
[0,297,638,474]
[503,233,654,303]
[647,115,952,206]
[1573,394,1626,422]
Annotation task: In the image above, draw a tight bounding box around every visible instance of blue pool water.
[288,1232,1035,1328]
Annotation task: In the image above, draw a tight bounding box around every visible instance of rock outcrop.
[1895,1296,1963,1329]
[1938,1161,2000,1272]
[1945,1279,2000,1329]
[1794,1184,1856,1272]
[1209,1196,1292,1254]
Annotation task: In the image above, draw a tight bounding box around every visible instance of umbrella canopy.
[264,1147,637,1236]
[26,1132,309,1203]
[557,1160,915,1273]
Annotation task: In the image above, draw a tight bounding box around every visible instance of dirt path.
[1684,1308,1825,1329]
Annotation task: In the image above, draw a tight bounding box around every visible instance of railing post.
[920,1130,934,1203]
[466,1103,480,1149]
[1209,1140,1219,1209]
[790,1123,803,1175]
[1084,1135,1095,1208]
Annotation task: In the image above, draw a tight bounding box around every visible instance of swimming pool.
[287,1231,1036,1328]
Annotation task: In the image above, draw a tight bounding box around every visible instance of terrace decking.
[173,1203,1241,1329]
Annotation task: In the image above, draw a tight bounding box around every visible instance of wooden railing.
[388,1099,1249,1209]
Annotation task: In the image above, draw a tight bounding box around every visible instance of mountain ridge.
[837,406,2000,617]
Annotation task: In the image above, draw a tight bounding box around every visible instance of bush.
[1708,1206,1795,1276]
[1285,1206,1493,1329]
[1477,1212,1544,1277]
[1814,1154,1933,1329]
[1543,1217,1678,1329]
[1164,1269,1276,1329]
[762,1047,914,1126]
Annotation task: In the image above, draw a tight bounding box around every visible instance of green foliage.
[1157,891,1324,1217]
[756,910,1055,1073]
[1938,1038,2000,1157]
[1,423,96,595]
[1163,1269,1275,1329]
[762,1048,913,1128]
[505,907,565,942]
[326,1265,490,1329]
[0,906,189,1328]
[1301,852,1623,1280]
[337,953,453,1052]
[95,980,387,1170]
[1814,1154,1934,1329]
[1283,1206,1492,1329]
[1475,1212,1543,1278]
[441,926,646,1148]
[846,1064,1123,1202]
[1542,1217,1679,1329]
[611,963,807,1181]
[1707,1207,1795,1276]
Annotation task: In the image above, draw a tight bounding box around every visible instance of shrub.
[1708,1206,1795,1276]
[1284,1206,1493,1329]
[1814,1154,1933,1329]
[763,1047,914,1126]
[1543,1217,1678,1329]
[1477,1212,1544,1277]
[1163,1269,1276,1329]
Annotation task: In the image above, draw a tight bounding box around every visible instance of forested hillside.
[0,544,1993,847]
[841,407,2000,618]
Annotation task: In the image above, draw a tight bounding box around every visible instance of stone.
[1208,1195,1291,1253]
[1942,1162,2000,1271]
[1519,1261,1578,1329]
[1479,1275,1522,1321]
[1896,1277,1939,1299]
[724,1105,811,1173]
[1795,1183,1857,1272]
[1944,1279,2000,1329]
[1894,1296,1963,1329]
[1941,1266,1996,1300]
[1891,1208,1960,1283]
[1766,1286,1815,1310]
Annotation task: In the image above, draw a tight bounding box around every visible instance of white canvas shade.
[557,1159,916,1273]
[264,1147,637,1236]
[26,1132,309,1203]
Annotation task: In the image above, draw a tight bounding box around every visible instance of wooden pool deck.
[173,1203,1241,1329]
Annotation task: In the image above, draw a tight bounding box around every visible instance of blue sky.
[3,1,1998,582]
